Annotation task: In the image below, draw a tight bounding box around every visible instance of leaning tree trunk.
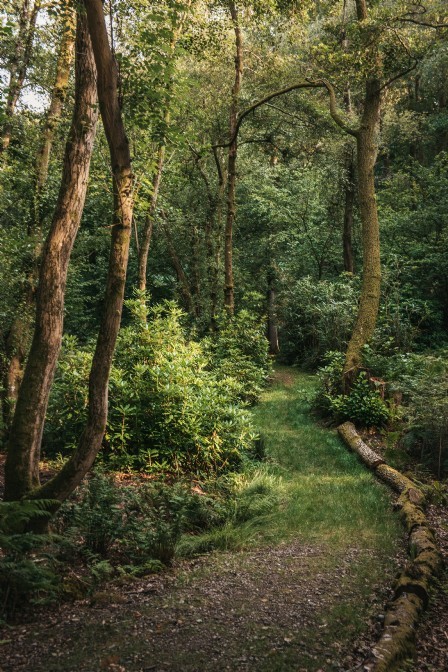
[2,3,76,433]
[4,9,98,501]
[342,78,381,387]
[34,0,76,209]
[1,0,41,154]
[224,0,243,315]
[34,0,134,504]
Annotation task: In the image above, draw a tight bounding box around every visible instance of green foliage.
[0,500,60,619]
[206,310,272,404]
[58,471,236,568]
[279,276,358,368]
[45,300,259,475]
[59,472,185,566]
[316,352,390,428]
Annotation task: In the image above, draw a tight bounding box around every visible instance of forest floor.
[0,368,446,671]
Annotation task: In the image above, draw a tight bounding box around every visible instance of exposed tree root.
[338,421,443,672]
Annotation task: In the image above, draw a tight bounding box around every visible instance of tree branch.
[212,79,359,150]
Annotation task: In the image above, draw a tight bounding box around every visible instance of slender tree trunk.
[267,273,279,355]
[160,216,194,314]
[137,2,191,292]
[2,4,76,434]
[138,143,165,291]
[34,0,134,504]
[343,78,381,385]
[343,148,355,274]
[4,9,98,500]
[35,1,76,207]
[224,0,243,315]
[1,0,41,154]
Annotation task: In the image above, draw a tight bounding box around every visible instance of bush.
[279,275,358,368]
[44,299,258,476]
[205,309,272,404]
[57,471,237,569]
[316,352,390,428]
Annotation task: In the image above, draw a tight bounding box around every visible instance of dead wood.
[337,421,443,672]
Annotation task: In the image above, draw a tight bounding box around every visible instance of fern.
[0,500,60,619]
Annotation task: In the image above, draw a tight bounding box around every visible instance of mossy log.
[375,463,417,497]
[337,422,385,469]
[368,593,423,672]
[337,422,443,672]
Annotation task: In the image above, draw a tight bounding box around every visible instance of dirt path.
[0,369,405,672]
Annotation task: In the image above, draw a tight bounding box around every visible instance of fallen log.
[337,422,385,469]
[337,421,443,672]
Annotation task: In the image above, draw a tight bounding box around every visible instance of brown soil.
[0,541,397,672]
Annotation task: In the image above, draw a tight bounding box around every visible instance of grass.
[179,366,402,556]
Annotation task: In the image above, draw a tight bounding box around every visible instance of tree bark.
[342,0,382,386]
[138,143,165,291]
[4,9,98,500]
[137,2,191,292]
[2,4,77,435]
[343,148,355,273]
[224,0,243,315]
[160,216,194,314]
[342,78,381,385]
[1,0,41,154]
[34,0,134,504]
[35,1,76,206]
[338,421,442,672]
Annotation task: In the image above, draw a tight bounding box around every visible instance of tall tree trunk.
[4,9,98,501]
[137,2,191,292]
[34,0,134,504]
[138,143,165,291]
[343,77,381,385]
[1,0,41,154]
[2,4,76,434]
[224,0,243,315]
[343,148,355,274]
[341,0,382,386]
[34,1,76,209]
[160,216,194,314]
[267,271,279,355]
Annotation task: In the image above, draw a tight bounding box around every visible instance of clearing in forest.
[0,368,403,672]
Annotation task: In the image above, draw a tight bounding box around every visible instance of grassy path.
[0,368,403,672]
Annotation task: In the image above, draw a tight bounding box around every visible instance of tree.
[4,5,99,499]
[1,0,41,153]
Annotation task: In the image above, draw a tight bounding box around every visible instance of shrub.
[316,352,390,428]
[57,472,234,569]
[279,275,358,368]
[205,309,272,404]
[44,300,258,476]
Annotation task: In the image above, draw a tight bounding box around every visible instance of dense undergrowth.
[0,368,403,630]
[44,298,271,475]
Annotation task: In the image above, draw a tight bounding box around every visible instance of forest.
[0,0,447,670]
